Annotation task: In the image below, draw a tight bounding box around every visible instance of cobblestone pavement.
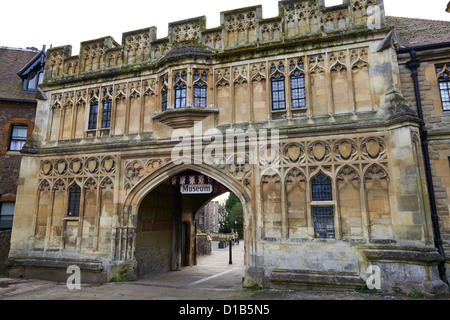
[0,242,448,301]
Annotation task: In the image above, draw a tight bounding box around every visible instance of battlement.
[44,0,386,81]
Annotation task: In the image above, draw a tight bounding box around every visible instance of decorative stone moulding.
[43,0,386,81]
[152,107,219,129]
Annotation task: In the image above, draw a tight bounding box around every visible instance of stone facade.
[397,45,450,283]
[6,0,449,294]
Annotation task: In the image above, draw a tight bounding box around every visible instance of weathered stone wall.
[397,49,450,279]
[196,233,211,257]
[8,0,449,294]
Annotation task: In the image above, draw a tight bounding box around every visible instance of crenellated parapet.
[44,0,387,81]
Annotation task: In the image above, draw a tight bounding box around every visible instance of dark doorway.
[181,222,189,267]
[134,169,232,277]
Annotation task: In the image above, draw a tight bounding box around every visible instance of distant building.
[0,47,45,230]
[198,201,219,233]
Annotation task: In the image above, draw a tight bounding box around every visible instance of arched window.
[174,71,187,109]
[161,86,168,111]
[101,89,113,129]
[67,185,81,217]
[311,173,332,201]
[193,71,208,108]
[289,60,306,109]
[88,93,99,130]
[270,62,286,110]
[437,65,450,111]
[311,173,335,239]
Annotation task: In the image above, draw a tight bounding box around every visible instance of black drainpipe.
[405,49,449,286]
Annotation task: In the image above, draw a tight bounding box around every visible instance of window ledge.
[64,217,79,221]
[6,151,22,156]
[310,201,335,206]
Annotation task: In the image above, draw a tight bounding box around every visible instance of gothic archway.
[118,161,253,278]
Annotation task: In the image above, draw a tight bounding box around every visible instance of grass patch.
[407,289,424,299]
[355,285,378,294]
[109,272,133,283]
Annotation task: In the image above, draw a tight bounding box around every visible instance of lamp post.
[229,233,232,265]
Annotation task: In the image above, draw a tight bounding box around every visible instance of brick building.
[197,201,220,232]
[0,47,45,229]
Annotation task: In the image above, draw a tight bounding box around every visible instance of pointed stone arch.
[118,160,254,276]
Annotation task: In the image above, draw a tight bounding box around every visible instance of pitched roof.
[386,16,450,47]
[0,47,40,102]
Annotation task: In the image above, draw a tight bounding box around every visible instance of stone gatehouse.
[6,0,449,294]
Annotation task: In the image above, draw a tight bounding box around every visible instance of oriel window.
[9,125,28,151]
[174,71,187,109]
[437,65,450,111]
[193,71,207,108]
[161,86,168,111]
[67,185,81,217]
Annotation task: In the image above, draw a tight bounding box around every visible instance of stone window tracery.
[88,91,100,130]
[289,59,307,109]
[270,62,286,110]
[67,184,81,217]
[193,70,208,108]
[174,71,187,109]
[101,88,113,129]
[311,173,335,239]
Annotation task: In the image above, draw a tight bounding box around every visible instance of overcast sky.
[1,0,449,54]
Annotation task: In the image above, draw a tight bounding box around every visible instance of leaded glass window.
[161,86,168,111]
[193,71,207,108]
[313,207,335,239]
[101,89,113,129]
[88,100,98,130]
[270,62,286,111]
[290,70,306,109]
[289,60,307,110]
[437,65,450,111]
[311,173,335,239]
[311,173,333,201]
[67,185,81,217]
[174,71,187,109]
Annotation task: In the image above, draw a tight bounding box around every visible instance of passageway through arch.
[133,168,245,278]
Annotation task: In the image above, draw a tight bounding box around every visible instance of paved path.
[0,242,447,301]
